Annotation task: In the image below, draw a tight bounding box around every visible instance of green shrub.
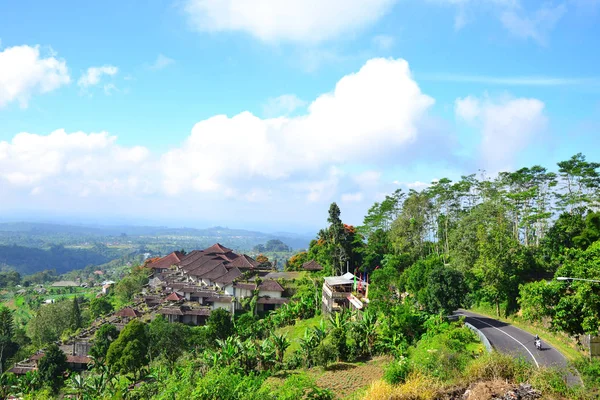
[463,352,532,383]
[383,356,411,384]
[313,342,336,368]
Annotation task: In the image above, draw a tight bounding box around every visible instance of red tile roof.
[302,260,324,271]
[259,280,285,292]
[165,292,183,302]
[203,243,233,254]
[229,254,261,269]
[115,307,141,318]
[214,267,242,284]
[147,252,183,270]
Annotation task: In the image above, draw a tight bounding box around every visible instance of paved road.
[455,310,581,386]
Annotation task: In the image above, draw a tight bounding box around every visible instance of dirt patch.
[312,356,390,399]
[464,380,513,399]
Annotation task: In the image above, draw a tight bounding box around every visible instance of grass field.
[275,316,325,360]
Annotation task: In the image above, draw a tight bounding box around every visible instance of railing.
[464,322,493,353]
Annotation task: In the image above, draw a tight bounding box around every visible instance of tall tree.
[106,320,149,379]
[70,297,82,331]
[557,153,600,214]
[390,190,432,258]
[38,343,67,392]
[327,202,348,275]
[0,307,16,375]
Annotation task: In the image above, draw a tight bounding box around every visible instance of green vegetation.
[2,153,600,398]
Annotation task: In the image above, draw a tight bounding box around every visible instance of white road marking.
[457,313,540,368]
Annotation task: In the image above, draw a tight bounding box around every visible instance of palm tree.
[270,332,290,364]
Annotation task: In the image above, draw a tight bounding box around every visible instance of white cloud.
[1,58,446,219]
[160,58,434,195]
[0,45,70,108]
[149,54,175,70]
[78,65,118,88]
[0,130,151,194]
[372,35,395,50]
[500,3,567,45]
[393,180,432,190]
[354,171,382,188]
[341,192,364,203]
[454,95,480,122]
[262,94,306,117]
[184,0,397,43]
[455,94,547,172]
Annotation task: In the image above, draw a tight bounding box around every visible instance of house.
[102,283,113,295]
[115,307,141,324]
[302,260,324,272]
[146,251,185,274]
[142,243,292,325]
[321,274,364,314]
[9,348,92,375]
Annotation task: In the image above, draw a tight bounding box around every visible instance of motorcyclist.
[534,334,541,349]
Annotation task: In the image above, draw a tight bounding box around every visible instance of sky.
[0,0,599,234]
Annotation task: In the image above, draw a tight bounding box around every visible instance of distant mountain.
[0,222,314,276]
[0,222,313,250]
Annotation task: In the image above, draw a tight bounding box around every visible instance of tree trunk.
[496,299,500,317]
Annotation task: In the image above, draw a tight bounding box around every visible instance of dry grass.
[362,373,442,400]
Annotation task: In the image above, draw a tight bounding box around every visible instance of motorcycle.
[535,339,542,350]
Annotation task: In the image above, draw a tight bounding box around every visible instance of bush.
[383,356,411,384]
[313,342,336,368]
[463,352,532,383]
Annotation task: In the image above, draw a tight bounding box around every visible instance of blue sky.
[0,0,599,233]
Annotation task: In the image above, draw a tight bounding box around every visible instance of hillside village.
[8,243,369,376]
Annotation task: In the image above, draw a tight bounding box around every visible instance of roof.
[342,272,357,280]
[324,276,353,286]
[67,355,92,364]
[8,366,35,375]
[347,294,363,309]
[302,260,324,271]
[213,267,242,284]
[203,243,233,254]
[201,264,229,280]
[165,292,184,302]
[257,297,290,304]
[51,280,78,287]
[183,308,212,316]
[115,307,141,318]
[259,280,285,292]
[235,283,256,291]
[186,260,226,276]
[228,254,260,269]
[178,250,205,266]
[158,307,184,316]
[204,296,234,303]
[147,252,183,270]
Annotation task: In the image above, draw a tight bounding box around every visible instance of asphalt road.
[455,310,581,386]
